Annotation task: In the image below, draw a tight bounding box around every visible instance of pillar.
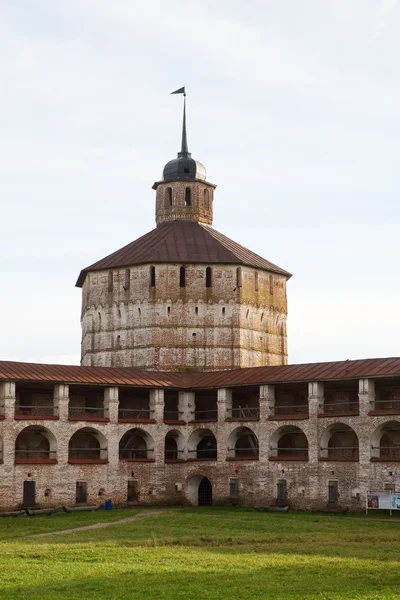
[104,386,119,423]
[359,378,375,417]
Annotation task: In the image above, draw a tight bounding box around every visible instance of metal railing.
[273,404,309,416]
[322,401,359,415]
[270,447,309,458]
[15,449,57,460]
[228,446,259,458]
[118,408,152,419]
[188,448,217,459]
[322,446,359,460]
[164,410,184,421]
[230,407,260,419]
[69,406,105,418]
[119,448,154,459]
[15,404,55,417]
[165,449,185,460]
[372,446,400,460]
[374,400,400,411]
[69,447,106,460]
[192,409,218,421]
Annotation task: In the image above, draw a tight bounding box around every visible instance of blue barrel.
[105,499,112,510]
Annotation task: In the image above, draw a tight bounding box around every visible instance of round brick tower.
[76,95,291,370]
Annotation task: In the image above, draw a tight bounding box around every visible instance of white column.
[308,382,324,417]
[104,386,119,423]
[260,384,274,419]
[0,381,15,420]
[54,384,69,421]
[149,389,164,422]
[359,378,375,417]
[217,388,231,420]
[179,391,194,422]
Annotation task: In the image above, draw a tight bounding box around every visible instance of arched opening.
[15,426,57,463]
[180,266,186,288]
[165,187,173,207]
[270,426,309,460]
[228,426,259,460]
[371,421,400,461]
[164,430,184,462]
[204,189,210,210]
[320,423,359,461]
[185,187,191,206]
[188,429,217,460]
[198,477,212,506]
[119,428,154,461]
[206,267,212,288]
[68,427,107,463]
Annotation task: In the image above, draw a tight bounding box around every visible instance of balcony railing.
[372,400,400,413]
[229,407,260,420]
[372,446,400,460]
[191,409,218,421]
[15,449,57,461]
[15,404,56,417]
[68,447,106,460]
[165,449,185,460]
[119,448,154,460]
[273,404,309,417]
[228,446,259,459]
[69,406,105,419]
[321,401,359,416]
[118,408,153,420]
[164,410,184,421]
[188,448,217,460]
[270,447,309,459]
[321,446,359,460]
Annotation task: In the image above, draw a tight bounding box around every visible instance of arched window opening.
[180,266,186,288]
[198,477,213,506]
[150,265,156,288]
[165,187,173,207]
[374,422,400,460]
[68,428,107,462]
[185,187,191,207]
[255,271,259,292]
[119,429,153,460]
[204,189,210,210]
[228,427,259,460]
[271,426,309,460]
[15,426,56,463]
[320,423,359,461]
[206,267,212,288]
[165,431,183,461]
[236,267,242,288]
[108,271,113,292]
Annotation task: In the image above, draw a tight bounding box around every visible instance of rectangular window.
[236,267,242,288]
[124,269,130,291]
[230,478,239,502]
[150,266,156,287]
[269,274,273,295]
[180,266,186,288]
[255,271,259,292]
[206,267,212,288]
[76,481,88,505]
[108,271,113,292]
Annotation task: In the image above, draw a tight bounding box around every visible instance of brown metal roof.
[76,221,291,287]
[1,357,400,389]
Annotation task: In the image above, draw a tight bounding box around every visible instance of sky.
[1,0,400,367]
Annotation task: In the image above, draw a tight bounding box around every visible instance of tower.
[76,95,291,370]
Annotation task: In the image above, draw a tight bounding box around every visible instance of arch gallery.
[1,97,400,510]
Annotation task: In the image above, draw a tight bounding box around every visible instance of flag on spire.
[171,87,186,96]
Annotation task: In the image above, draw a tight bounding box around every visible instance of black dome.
[163,155,207,182]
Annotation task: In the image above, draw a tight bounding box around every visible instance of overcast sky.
[1,0,400,367]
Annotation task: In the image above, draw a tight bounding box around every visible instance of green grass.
[0,507,400,599]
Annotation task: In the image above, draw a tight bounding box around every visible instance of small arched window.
[108,271,113,292]
[180,266,186,288]
[206,267,212,288]
[150,265,156,287]
[236,267,242,288]
[204,189,210,210]
[165,187,173,208]
[185,187,191,207]
[255,271,259,292]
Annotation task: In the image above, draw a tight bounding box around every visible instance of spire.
[171,87,191,159]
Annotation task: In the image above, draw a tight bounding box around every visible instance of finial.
[171,87,191,159]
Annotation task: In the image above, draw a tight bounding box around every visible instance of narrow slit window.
[269,274,274,295]
[108,271,113,292]
[204,189,210,210]
[236,267,242,288]
[255,271,259,292]
[165,187,173,207]
[180,266,186,288]
[150,265,156,287]
[167,306,171,315]
[124,269,130,291]
[195,306,198,315]
[185,187,191,207]
[138,307,141,317]
[222,307,225,316]
[206,267,212,288]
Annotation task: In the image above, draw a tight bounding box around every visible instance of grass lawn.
[0,507,400,599]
